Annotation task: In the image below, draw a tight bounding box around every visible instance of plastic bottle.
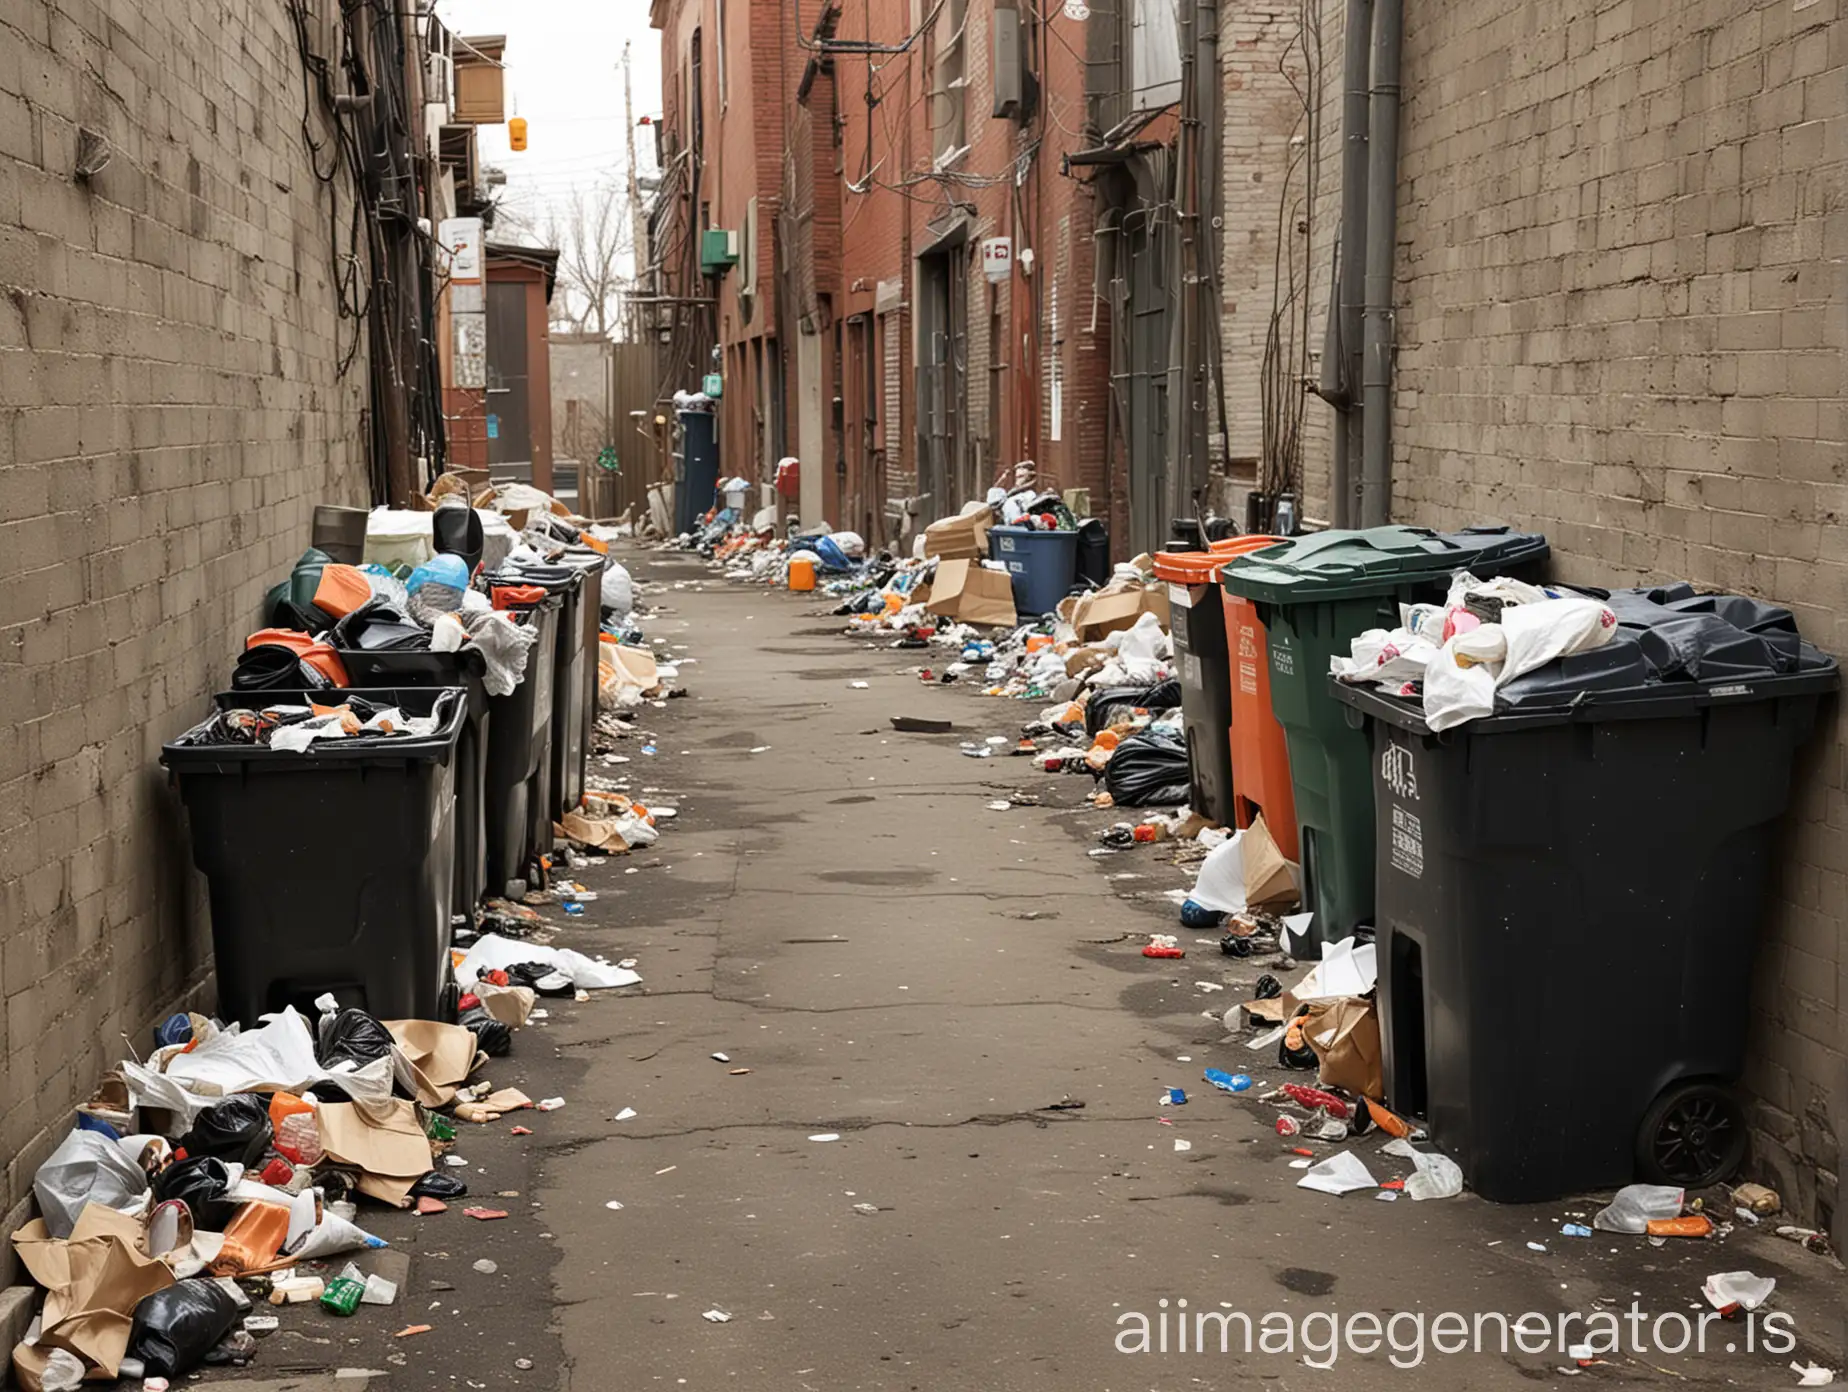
[274,1112,322,1167]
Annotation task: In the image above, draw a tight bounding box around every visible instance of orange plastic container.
[1219,545,1299,861]
[1153,536,1286,834]
[788,557,817,591]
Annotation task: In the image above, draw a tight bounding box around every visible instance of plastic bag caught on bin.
[125,1278,243,1376]
[451,608,540,697]
[34,1129,150,1238]
[176,1094,274,1169]
[1593,1183,1686,1234]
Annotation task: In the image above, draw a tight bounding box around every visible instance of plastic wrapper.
[1101,731,1192,807]
[1593,1183,1686,1234]
[176,1094,274,1168]
[125,1278,243,1376]
[34,1128,150,1238]
[409,1171,468,1200]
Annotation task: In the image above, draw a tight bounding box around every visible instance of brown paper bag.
[316,1099,434,1208]
[1303,997,1384,1100]
[11,1206,175,1384]
[386,1020,485,1106]
[1242,814,1299,910]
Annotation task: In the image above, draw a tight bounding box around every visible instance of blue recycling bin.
[988,526,1079,617]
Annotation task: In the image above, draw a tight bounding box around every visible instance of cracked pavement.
[277,548,1843,1391]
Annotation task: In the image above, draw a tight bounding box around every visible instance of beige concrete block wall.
[1293,0,1845,1226]
[0,0,370,1209]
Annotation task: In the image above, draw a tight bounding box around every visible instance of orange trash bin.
[1221,554,1300,862]
[1151,536,1284,829]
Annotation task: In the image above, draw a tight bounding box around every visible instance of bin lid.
[1153,535,1283,584]
[1220,525,1549,603]
[1333,582,1840,732]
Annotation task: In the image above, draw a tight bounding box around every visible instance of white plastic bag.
[1383,1138,1464,1200]
[1497,596,1618,684]
[1188,831,1248,914]
[603,560,635,619]
[1593,1183,1685,1233]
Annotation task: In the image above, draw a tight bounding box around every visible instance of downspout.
[1359,0,1403,528]
[1331,0,1373,528]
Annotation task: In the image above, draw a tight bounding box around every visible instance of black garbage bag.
[151,1157,238,1233]
[503,962,576,996]
[317,1006,396,1071]
[410,1170,468,1200]
[176,1094,273,1168]
[230,644,332,692]
[458,1005,512,1058]
[330,600,430,653]
[1085,680,1182,736]
[127,1279,242,1377]
[1102,730,1191,807]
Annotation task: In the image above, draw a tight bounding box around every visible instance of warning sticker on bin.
[1389,804,1424,879]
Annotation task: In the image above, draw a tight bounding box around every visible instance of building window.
[931,0,969,167]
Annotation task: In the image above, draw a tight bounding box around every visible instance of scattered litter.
[605,1201,626,1211]
[729,1068,752,1076]
[1792,1364,1836,1387]
[1561,1223,1593,1237]
[394,1326,431,1339]
[808,1133,841,1143]
[1174,1140,1192,1152]
[1703,1271,1775,1313]
[536,1098,566,1111]
[655,1166,678,1175]
[711,1052,731,1062]
[702,1309,733,1323]
[616,1107,638,1121]
[1296,1152,1376,1196]
[510,1126,532,1136]
[851,1203,880,1215]
[473,1260,499,1275]
[462,1208,509,1222]
[850,681,869,689]
[1527,1242,1548,1253]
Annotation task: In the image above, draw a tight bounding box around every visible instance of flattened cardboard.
[1071,581,1170,640]
[925,559,1017,627]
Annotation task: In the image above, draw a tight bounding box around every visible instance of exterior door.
[915,248,966,517]
[486,280,532,470]
[1122,211,1170,558]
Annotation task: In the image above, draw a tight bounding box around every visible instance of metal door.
[1120,211,1170,558]
[915,250,966,514]
[486,280,532,468]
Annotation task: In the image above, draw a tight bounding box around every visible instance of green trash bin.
[1220,525,1549,947]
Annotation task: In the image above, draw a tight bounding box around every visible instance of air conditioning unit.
[700,228,740,276]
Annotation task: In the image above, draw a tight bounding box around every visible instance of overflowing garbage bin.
[482,592,559,895]
[161,686,468,1023]
[337,648,491,922]
[1222,568,1300,860]
[1334,583,1838,1202]
[487,561,590,844]
[557,547,609,816]
[1152,535,1281,826]
[1220,525,1549,945]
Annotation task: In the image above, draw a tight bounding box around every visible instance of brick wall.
[0,0,370,1211]
[1293,0,1845,1228]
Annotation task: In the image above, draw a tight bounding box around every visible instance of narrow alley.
[343,548,1829,1392]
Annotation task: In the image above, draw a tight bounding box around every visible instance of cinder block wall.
[0,0,370,1211]
[1296,0,1845,1227]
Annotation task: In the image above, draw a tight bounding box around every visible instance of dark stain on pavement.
[1276,1267,1338,1297]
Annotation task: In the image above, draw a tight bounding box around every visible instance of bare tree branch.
[545,184,633,338]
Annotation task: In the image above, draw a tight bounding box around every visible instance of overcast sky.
[436,0,664,242]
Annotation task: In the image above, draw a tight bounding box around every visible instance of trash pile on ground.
[3,477,683,1388]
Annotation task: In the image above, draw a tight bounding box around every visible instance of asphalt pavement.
[236,546,1842,1392]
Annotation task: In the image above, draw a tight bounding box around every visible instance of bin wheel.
[1635,1081,1747,1189]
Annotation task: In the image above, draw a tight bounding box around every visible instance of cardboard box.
[1070,581,1170,640]
[922,507,993,561]
[1303,996,1384,1100]
[926,559,1017,627]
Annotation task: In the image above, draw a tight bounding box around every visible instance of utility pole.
[622,42,649,345]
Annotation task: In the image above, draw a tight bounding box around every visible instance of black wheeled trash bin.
[161,686,468,1024]
[1334,583,1838,1203]
[482,590,559,897]
[489,563,587,849]
[337,648,491,925]
[557,547,608,816]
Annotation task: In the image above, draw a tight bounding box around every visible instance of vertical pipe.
[1331,0,1372,529]
[1359,0,1402,528]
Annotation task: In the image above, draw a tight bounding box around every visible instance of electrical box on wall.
[992,4,1021,117]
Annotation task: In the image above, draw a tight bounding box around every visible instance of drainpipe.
[1359,0,1402,528]
[1320,0,1372,529]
